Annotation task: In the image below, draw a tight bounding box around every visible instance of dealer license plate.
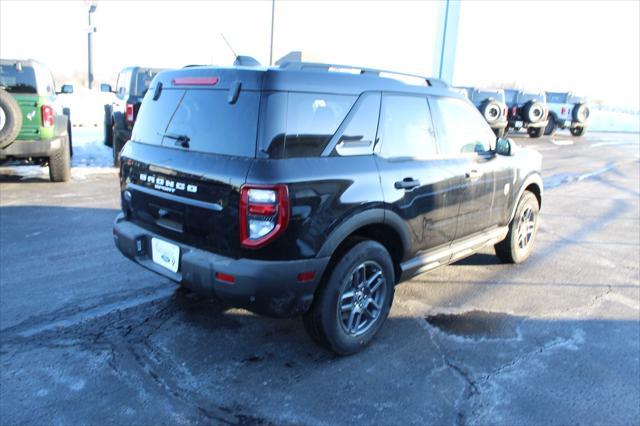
[151,238,180,273]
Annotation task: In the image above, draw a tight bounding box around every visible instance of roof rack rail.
[277,60,448,87]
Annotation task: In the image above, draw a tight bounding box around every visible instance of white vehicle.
[544,92,589,137]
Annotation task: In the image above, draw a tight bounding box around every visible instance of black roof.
[152,61,460,99]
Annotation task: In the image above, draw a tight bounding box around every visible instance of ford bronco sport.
[544,92,589,137]
[113,61,543,354]
[102,67,165,165]
[0,59,73,182]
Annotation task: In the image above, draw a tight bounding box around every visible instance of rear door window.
[0,65,37,94]
[377,94,437,159]
[260,92,356,158]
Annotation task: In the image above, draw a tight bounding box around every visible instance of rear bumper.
[489,119,508,130]
[113,215,330,318]
[0,138,62,159]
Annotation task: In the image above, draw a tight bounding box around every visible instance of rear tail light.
[511,106,518,116]
[503,107,507,117]
[240,185,289,249]
[561,107,567,114]
[41,105,54,128]
[125,103,134,124]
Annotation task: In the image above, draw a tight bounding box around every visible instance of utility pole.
[87,3,97,89]
[269,0,275,65]
[432,0,461,84]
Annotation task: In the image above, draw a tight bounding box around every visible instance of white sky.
[1,0,638,109]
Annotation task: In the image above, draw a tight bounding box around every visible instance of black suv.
[113,62,543,354]
[101,67,165,165]
[504,89,548,138]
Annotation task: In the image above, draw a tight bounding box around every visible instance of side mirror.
[100,83,113,93]
[495,138,513,156]
[60,84,74,94]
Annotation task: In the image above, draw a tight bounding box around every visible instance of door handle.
[395,178,420,190]
[465,169,482,181]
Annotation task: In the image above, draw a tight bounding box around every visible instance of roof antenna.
[220,33,238,60]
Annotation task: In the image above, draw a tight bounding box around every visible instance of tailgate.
[121,143,251,258]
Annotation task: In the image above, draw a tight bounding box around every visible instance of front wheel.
[495,190,540,263]
[544,115,557,136]
[303,240,395,355]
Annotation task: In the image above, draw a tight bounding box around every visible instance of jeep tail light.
[511,106,518,116]
[503,107,507,117]
[240,185,289,249]
[41,105,54,128]
[561,107,567,115]
[125,103,134,124]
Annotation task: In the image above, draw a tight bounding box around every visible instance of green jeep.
[0,59,73,182]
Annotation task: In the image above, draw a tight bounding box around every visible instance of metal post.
[269,0,275,66]
[87,4,97,89]
[432,0,461,84]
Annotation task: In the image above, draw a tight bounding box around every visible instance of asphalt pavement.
[1,131,639,425]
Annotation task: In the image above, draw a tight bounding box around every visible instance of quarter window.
[334,92,380,156]
[432,96,495,155]
[377,94,437,159]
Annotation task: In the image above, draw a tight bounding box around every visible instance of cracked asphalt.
[1,131,639,425]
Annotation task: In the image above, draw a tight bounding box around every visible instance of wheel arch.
[510,173,543,222]
[317,209,411,284]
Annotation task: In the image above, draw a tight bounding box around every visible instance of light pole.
[87,3,97,89]
[269,0,275,65]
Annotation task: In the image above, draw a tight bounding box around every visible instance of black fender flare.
[510,172,543,222]
[316,208,412,261]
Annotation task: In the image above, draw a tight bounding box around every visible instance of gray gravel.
[1,131,639,425]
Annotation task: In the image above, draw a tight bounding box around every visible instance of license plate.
[151,238,180,273]
[515,120,523,127]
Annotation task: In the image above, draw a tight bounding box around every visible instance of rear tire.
[303,240,395,355]
[63,108,73,157]
[49,136,71,182]
[112,123,123,167]
[495,191,539,264]
[570,127,586,137]
[527,127,544,138]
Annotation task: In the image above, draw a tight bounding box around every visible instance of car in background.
[504,89,548,138]
[544,92,589,137]
[0,59,72,182]
[459,87,508,138]
[101,66,166,165]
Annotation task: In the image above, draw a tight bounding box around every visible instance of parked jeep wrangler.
[102,67,165,166]
[544,92,589,137]
[504,89,548,138]
[459,87,508,138]
[113,61,543,354]
[0,59,72,182]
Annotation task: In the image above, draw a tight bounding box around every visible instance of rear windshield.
[471,90,505,103]
[132,88,259,157]
[546,92,568,103]
[135,70,159,97]
[0,65,37,94]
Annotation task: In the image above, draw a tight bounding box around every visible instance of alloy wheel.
[338,261,387,337]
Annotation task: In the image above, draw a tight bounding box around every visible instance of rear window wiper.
[160,132,190,148]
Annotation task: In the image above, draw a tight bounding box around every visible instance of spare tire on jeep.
[522,101,545,124]
[572,103,589,123]
[479,99,503,123]
[0,89,23,149]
